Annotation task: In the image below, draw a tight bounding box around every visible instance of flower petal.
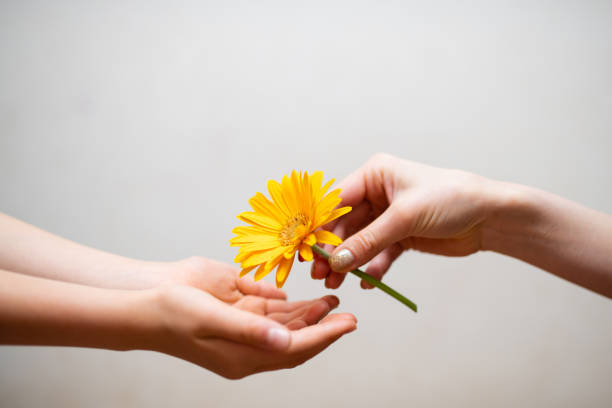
[254,263,272,281]
[238,212,282,230]
[267,179,291,218]
[275,253,295,288]
[320,206,352,227]
[283,247,296,259]
[317,178,335,202]
[240,265,257,277]
[235,240,281,253]
[249,193,284,223]
[314,229,343,246]
[298,244,313,262]
[303,232,317,246]
[240,246,287,269]
[230,237,277,247]
[232,226,277,237]
[282,173,299,214]
[310,171,323,200]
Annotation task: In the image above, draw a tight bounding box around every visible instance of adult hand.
[312,153,494,289]
[312,153,612,298]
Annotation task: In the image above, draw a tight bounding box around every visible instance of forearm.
[0,213,167,289]
[0,269,157,350]
[482,182,612,297]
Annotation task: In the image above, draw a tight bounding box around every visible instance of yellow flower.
[230,171,352,288]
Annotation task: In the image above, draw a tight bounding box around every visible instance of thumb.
[211,305,291,351]
[329,205,408,273]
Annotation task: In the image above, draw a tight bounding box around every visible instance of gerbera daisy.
[230,171,351,288]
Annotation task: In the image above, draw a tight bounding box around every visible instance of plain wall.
[1,1,611,407]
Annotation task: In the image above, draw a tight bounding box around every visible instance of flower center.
[279,213,308,245]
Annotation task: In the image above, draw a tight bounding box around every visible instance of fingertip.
[326,313,358,333]
[360,280,374,290]
[321,294,339,309]
[311,260,329,280]
[266,327,291,350]
[329,248,355,273]
[325,272,346,289]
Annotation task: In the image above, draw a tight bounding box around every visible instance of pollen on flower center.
[279,213,308,245]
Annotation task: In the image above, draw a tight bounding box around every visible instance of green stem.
[311,245,417,313]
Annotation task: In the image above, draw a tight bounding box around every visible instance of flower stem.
[311,245,417,313]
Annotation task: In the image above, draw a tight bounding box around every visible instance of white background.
[1,1,611,407]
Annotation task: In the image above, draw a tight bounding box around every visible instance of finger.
[233,295,267,315]
[311,242,335,279]
[207,299,292,351]
[264,299,311,313]
[312,202,374,280]
[200,313,357,377]
[408,236,480,257]
[329,204,409,274]
[236,276,287,300]
[267,296,339,325]
[283,313,357,355]
[325,270,347,289]
[335,165,369,207]
[284,297,339,329]
[258,313,357,373]
[311,251,329,280]
[362,243,404,289]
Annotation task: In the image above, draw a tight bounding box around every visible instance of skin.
[0,214,356,379]
[312,153,612,299]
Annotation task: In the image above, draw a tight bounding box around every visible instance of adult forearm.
[0,213,165,289]
[0,269,156,350]
[482,182,612,297]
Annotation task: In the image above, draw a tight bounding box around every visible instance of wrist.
[480,180,543,254]
[113,288,163,351]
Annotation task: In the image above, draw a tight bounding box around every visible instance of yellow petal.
[249,193,284,223]
[235,240,281,253]
[229,233,279,245]
[267,179,291,217]
[282,174,299,214]
[275,254,295,288]
[254,263,273,281]
[234,250,250,263]
[240,246,286,269]
[303,232,317,246]
[299,244,313,262]
[240,265,257,277]
[232,226,277,237]
[238,212,282,230]
[314,229,343,246]
[318,206,352,227]
[302,171,311,215]
[283,247,296,259]
[315,189,342,215]
[264,250,285,275]
[310,171,323,201]
[317,178,335,201]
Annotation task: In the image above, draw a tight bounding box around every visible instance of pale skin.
[0,214,357,379]
[312,153,612,299]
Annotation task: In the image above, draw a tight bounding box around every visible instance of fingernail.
[329,249,354,272]
[266,327,290,350]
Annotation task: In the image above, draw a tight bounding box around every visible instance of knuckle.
[353,228,378,256]
[370,152,394,165]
